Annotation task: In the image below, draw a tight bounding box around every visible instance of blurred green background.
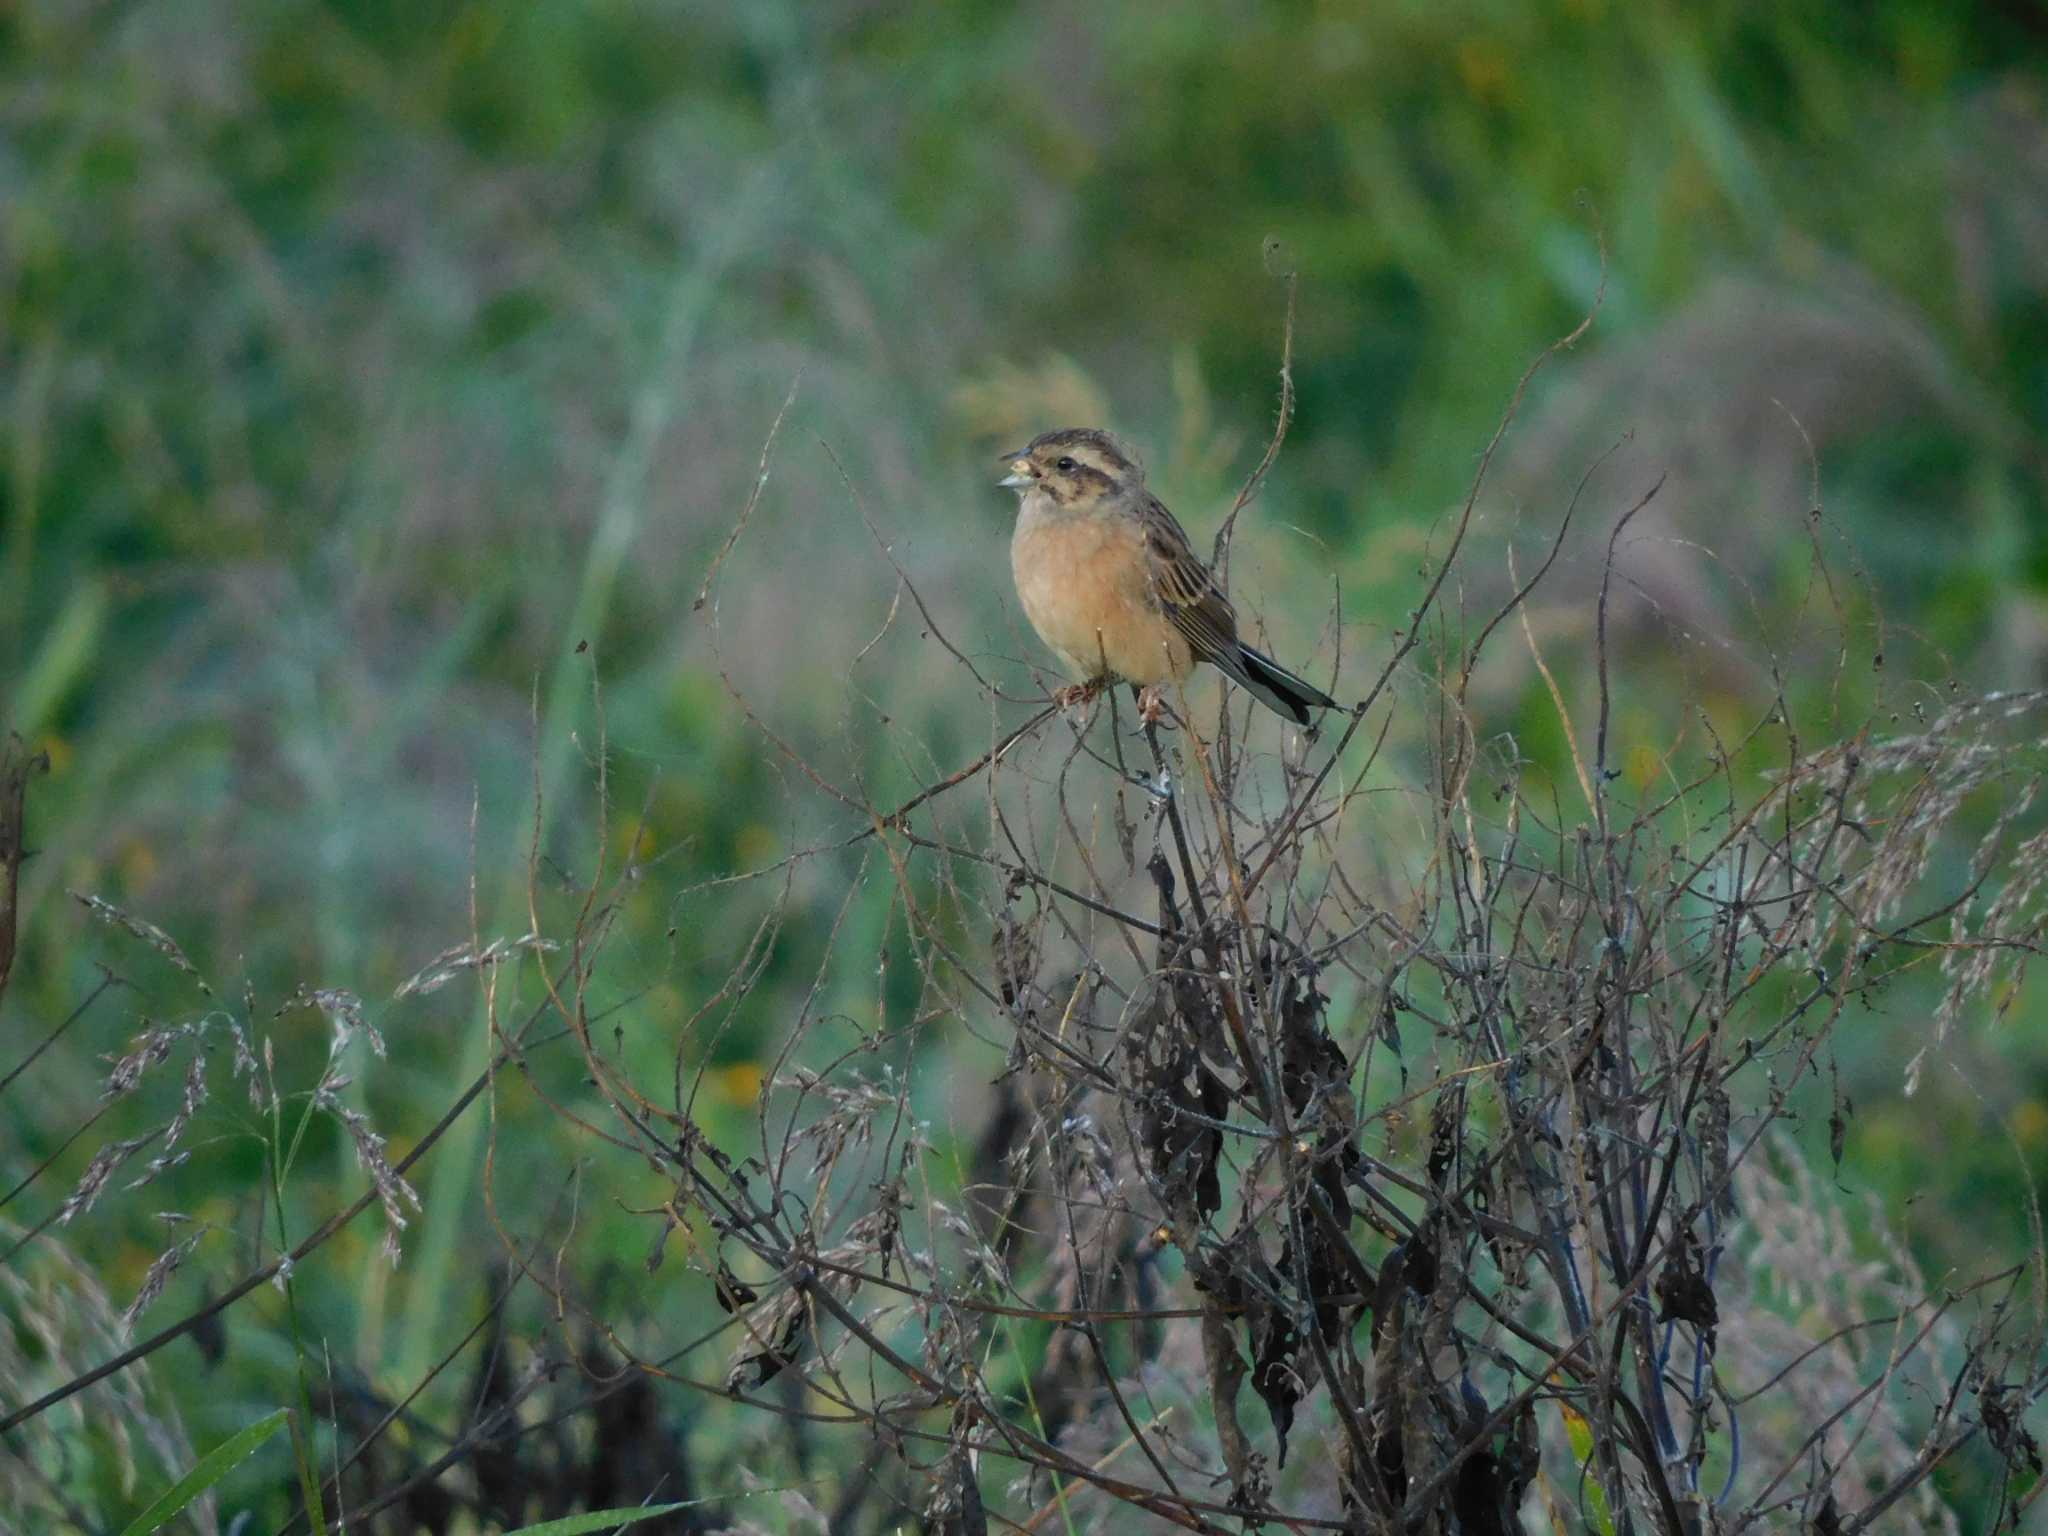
[6,0,2048,1527]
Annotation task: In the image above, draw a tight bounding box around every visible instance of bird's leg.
[1052,678,1105,712]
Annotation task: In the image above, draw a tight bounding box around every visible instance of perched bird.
[999,427,1337,727]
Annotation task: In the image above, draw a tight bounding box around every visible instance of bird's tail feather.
[1227,643,1338,727]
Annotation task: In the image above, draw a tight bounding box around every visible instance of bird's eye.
[1055,455,1077,472]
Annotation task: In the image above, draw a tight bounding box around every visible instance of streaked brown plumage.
[999,427,1336,726]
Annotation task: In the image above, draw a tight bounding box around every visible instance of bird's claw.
[1136,685,1172,728]
[1052,681,1103,712]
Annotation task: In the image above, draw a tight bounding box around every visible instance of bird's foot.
[1135,685,1173,728]
[1052,680,1103,713]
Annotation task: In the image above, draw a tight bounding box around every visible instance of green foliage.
[4,0,2046,1528]
[114,1409,288,1536]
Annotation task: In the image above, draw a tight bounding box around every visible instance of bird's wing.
[1137,495,1242,667]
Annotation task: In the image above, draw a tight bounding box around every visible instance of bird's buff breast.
[1011,503,1192,686]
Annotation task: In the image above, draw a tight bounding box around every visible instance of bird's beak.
[997,453,1034,490]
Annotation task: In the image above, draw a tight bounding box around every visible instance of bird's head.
[998,428,1142,508]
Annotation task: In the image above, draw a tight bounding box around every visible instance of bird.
[998,427,1338,728]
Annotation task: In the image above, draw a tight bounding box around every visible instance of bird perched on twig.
[999,427,1337,727]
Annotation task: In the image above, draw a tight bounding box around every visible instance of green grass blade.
[115,1407,289,1536]
[499,1479,819,1533]
[286,1402,331,1536]
[9,577,106,739]
[500,1504,690,1535]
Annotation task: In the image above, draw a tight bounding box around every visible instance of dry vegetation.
[7,286,2048,1535]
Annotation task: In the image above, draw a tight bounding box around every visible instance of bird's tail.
[1232,642,1338,727]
